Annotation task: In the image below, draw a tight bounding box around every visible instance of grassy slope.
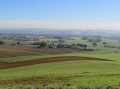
[1,48,120,86]
[0,37,120,86]
[0,59,120,86]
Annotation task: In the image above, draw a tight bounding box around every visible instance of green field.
[1,49,120,87]
[0,37,120,88]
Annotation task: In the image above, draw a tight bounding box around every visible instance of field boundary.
[0,56,112,70]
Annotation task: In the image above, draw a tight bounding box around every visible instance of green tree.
[0,41,4,45]
[83,44,87,49]
[17,42,20,45]
[57,43,65,48]
[93,42,97,47]
[39,41,49,48]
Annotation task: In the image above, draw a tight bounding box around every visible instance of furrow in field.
[0,56,111,70]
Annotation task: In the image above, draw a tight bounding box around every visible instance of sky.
[0,0,120,29]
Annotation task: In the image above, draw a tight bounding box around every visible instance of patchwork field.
[0,56,120,87]
[0,37,120,88]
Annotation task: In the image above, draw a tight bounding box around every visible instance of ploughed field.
[0,45,83,55]
[0,51,37,57]
[0,56,110,70]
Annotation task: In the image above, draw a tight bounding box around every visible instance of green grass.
[0,59,120,87]
[0,49,120,87]
[1,37,120,87]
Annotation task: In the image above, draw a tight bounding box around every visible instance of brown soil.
[0,56,111,70]
[0,51,37,57]
[0,74,116,87]
[0,45,85,54]
[0,75,70,85]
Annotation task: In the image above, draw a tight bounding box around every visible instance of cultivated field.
[0,45,84,54]
[0,56,110,70]
[0,37,120,89]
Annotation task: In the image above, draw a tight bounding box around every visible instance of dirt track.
[0,56,111,70]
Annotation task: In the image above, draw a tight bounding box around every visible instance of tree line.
[32,41,88,49]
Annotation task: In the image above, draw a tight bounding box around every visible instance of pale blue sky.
[0,0,120,28]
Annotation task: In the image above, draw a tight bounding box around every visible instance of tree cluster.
[39,41,49,48]
[88,38,102,42]
[0,41,4,45]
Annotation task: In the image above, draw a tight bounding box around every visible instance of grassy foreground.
[0,47,120,87]
[0,60,120,86]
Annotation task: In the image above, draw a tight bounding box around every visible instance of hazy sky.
[0,0,120,29]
